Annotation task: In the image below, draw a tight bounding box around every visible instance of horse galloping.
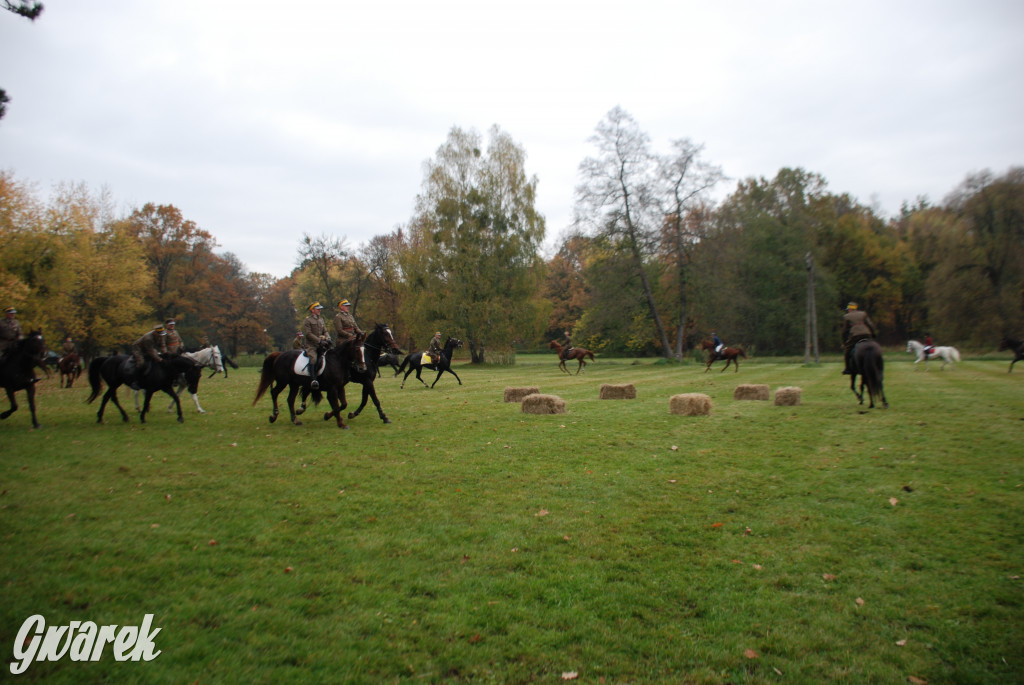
[548,340,595,375]
[86,354,201,424]
[397,337,463,388]
[58,351,83,388]
[314,323,400,425]
[134,345,225,414]
[906,340,960,370]
[998,337,1023,373]
[253,337,365,428]
[0,330,46,429]
[700,339,746,373]
[850,339,888,409]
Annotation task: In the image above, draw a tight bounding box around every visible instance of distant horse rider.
[131,323,167,387]
[333,299,364,344]
[164,318,184,355]
[58,336,76,367]
[426,331,444,365]
[561,330,574,361]
[292,331,304,350]
[0,306,23,356]
[841,301,876,375]
[301,302,329,389]
[710,331,724,358]
[923,333,935,358]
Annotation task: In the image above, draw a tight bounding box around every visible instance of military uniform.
[301,308,329,368]
[61,338,75,355]
[292,334,304,350]
[132,327,167,366]
[427,334,443,364]
[165,324,184,355]
[333,306,363,343]
[0,311,23,355]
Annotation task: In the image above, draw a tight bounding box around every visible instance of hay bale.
[521,393,567,415]
[599,383,637,400]
[504,386,540,402]
[733,384,770,401]
[669,393,712,416]
[774,386,802,406]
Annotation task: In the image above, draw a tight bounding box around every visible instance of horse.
[906,340,960,370]
[317,323,400,424]
[133,345,224,414]
[397,337,463,388]
[998,337,1023,373]
[253,336,365,428]
[548,340,595,375]
[0,330,46,429]
[849,339,888,409]
[58,351,83,388]
[86,354,201,424]
[699,339,746,373]
[377,351,401,378]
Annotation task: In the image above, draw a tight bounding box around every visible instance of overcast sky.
[2,0,1022,278]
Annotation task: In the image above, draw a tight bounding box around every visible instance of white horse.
[906,339,960,370]
[134,346,224,413]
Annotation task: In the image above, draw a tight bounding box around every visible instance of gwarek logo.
[10,614,161,675]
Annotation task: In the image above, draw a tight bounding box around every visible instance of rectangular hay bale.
[774,386,802,406]
[599,383,636,399]
[669,393,712,416]
[504,386,540,402]
[733,384,770,401]
[521,393,567,415]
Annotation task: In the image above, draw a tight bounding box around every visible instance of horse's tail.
[586,351,595,361]
[253,352,280,405]
[951,347,961,363]
[865,346,885,399]
[395,355,410,376]
[739,348,747,358]
[85,357,107,403]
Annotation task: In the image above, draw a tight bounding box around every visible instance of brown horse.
[549,340,595,375]
[58,351,82,388]
[700,339,746,373]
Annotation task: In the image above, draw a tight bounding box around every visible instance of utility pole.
[805,252,820,363]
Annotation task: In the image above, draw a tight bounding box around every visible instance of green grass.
[1,353,1022,683]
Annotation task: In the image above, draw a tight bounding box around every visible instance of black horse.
[86,354,201,423]
[320,323,400,424]
[397,336,463,389]
[0,330,46,429]
[253,337,365,428]
[377,351,402,378]
[849,339,888,409]
[998,337,1023,373]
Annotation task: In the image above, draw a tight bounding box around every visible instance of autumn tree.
[575,107,673,358]
[294,232,348,311]
[401,125,545,363]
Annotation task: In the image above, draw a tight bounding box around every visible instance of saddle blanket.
[293,352,326,377]
[419,353,435,366]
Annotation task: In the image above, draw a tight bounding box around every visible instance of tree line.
[2,109,1021,362]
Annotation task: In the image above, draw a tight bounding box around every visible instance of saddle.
[420,352,437,366]
[293,352,327,378]
[924,346,935,357]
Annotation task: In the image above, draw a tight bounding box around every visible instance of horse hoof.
[269,415,277,424]
[293,420,303,426]
[323,413,333,421]
[347,412,356,419]
[339,424,350,430]
[382,417,391,424]
[177,417,184,423]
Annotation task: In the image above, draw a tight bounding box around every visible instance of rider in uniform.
[131,324,168,387]
[164,319,184,355]
[426,332,443,365]
[301,302,329,389]
[841,302,876,375]
[0,307,22,356]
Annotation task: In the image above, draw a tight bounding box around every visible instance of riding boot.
[306,361,319,390]
[841,349,852,375]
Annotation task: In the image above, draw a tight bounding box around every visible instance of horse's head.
[21,330,46,361]
[549,340,559,349]
[211,345,224,373]
[699,339,713,351]
[374,323,400,354]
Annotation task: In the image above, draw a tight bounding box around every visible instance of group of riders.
[2,299,946,383]
[289,300,445,390]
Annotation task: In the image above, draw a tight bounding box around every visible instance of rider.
[841,301,877,375]
[561,330,574,361]
[923,334,935,358]
[164,318,184,355]
[301,302,330,389]
[0,307,22,356]
[426,331,443,365]
[58,336,76,367]
[711,331,724,357]
[131,324,168,388]
[333,299,364,344]
[292,331,304,350]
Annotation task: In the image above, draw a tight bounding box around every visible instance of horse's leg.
[416,365,429,388]
[733,357,739,372]
[25,383,39,429]
[1,387,16,420]
[106,387,130,423]
[575,359,583,375]
[162,387,184,423]
[849,373,863,404]
[296,387,308,415]
[357,383,390,423]
[134,388,143,412]
[559,360,570,374]
[286,383,302,425]
[268,382,282,423]
[139,390,154,423]
[323,387,349,428]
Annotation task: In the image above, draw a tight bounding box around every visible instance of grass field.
[1,351,1022,683]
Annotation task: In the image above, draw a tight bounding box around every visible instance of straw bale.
[521,393,567,415]
[774,386,802,406]
[733,384,770,401]
[669,393,712,416]
[599,383,637,400]
[504,386,540,402]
